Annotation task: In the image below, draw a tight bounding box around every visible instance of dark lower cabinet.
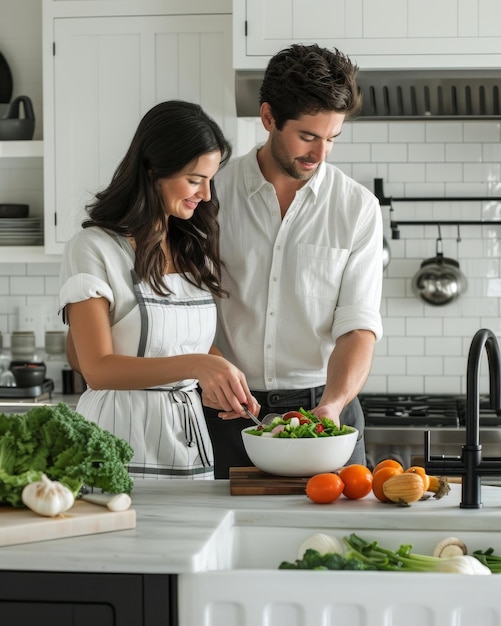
[0,571,178,626]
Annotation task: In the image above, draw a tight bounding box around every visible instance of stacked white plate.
[0,217,43,245]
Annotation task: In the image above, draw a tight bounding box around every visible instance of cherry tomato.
[306,473,345,504]
[283,411,305,421]
[337,464,373,499]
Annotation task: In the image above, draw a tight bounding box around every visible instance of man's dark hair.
[259,43,362,130]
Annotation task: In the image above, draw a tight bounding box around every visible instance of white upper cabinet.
[234,0,501,69]
[43,3,234,254]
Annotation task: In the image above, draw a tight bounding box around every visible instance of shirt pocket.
[295,243,348,302]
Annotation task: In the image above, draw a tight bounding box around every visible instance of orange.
[405,466,430,491]
[373,458,404,474]
[337,464,373,499]
[372,466,402,502]
[306,473,345,504]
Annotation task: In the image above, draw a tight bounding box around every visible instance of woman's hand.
[214,396,262,421]
[198,354,260,418]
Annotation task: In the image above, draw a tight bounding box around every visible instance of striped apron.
[76,270,215,480]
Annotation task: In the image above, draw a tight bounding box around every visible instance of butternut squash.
[382,472,425,505]
[405,466,450,499]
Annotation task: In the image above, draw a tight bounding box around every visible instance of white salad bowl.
[241,426,358,476]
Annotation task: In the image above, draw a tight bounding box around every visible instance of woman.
[60,100,259,480]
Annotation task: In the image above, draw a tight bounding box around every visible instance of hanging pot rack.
[374,178,501,239]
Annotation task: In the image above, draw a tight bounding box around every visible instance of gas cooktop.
[359,394,501,428]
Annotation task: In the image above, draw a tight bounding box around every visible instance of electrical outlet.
[44,312,63,332]
[17,306,45,347]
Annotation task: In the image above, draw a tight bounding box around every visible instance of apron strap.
[131,270,149,357]
[171,389,212,467]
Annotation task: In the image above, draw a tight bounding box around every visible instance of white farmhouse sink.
[179,488,501,626]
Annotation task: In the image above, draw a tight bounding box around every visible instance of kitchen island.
[2,479,501,626]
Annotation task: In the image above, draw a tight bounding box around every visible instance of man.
[203,43,383,479]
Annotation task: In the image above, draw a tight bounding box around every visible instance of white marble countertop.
[1,479,501,575]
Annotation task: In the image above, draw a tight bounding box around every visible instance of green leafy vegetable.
[279,548,374,571]
[279,534,493,574]
[473,548,501,573]
[247,408,353,439]
[0,403,134,507]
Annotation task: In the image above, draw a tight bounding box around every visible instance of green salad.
[246,408,354,439]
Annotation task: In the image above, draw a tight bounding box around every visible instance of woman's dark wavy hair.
[82,100,232,297]
[259,44,362,130]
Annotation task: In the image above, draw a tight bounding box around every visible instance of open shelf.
[0,140,43,157]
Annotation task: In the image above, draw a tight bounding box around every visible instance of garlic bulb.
[22,473,75,517]
[298,533,344,559]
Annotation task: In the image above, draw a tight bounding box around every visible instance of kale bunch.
[0,402,134,507]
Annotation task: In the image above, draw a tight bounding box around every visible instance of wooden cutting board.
[0,499,136,547]
[230,466,309,495]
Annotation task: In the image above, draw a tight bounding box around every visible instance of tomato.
[371,466,402,502]
[373,458,404,474]
[305,473,345,504]
[337,464,373,499]
[283,411,305,421]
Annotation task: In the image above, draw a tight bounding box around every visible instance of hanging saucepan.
[411,226,467,306]
[382,235,391,271]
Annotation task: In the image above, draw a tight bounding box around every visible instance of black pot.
[10,362,46,387]
[0,95,35,140]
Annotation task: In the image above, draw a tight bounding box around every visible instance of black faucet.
[424,328,501,508]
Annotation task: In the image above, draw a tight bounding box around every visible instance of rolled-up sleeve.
[332,193,383,342]
[59,229,117,323]
[60,273,114,310]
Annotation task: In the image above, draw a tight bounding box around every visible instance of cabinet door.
[44,13,234,254]
[235,0,501,70]
[0,571,176,626]
[1,601,114,625]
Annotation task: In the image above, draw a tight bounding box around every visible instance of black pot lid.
[0,52,13,104]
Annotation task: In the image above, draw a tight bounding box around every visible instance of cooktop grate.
[359,393,501,427]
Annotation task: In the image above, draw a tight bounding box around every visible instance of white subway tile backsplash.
[425,337,463,356]
[371,356,407,375]
[425,375,464,395]
[465,162,501,182]
[381,317,405,336]
[482,143,501,161]
[426,163,463,182]
[388,337,424,356]
[408,143,445,162]
[387,376,425,394]
[388,162,426,182]
[405,317,443,336]
[443,318,486,336]
[351,122,389,143]
[462,297,498,317]
[371,144,407,163]
[463,122,501,142]
[407,356,443,375]
[44,275,61,296]
[388,122,425,142]
[445,143,482,162]
[332,143,371,162]
[10,276,45,296]
[425,122,463,142]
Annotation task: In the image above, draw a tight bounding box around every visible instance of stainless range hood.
[236,69,501,120]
